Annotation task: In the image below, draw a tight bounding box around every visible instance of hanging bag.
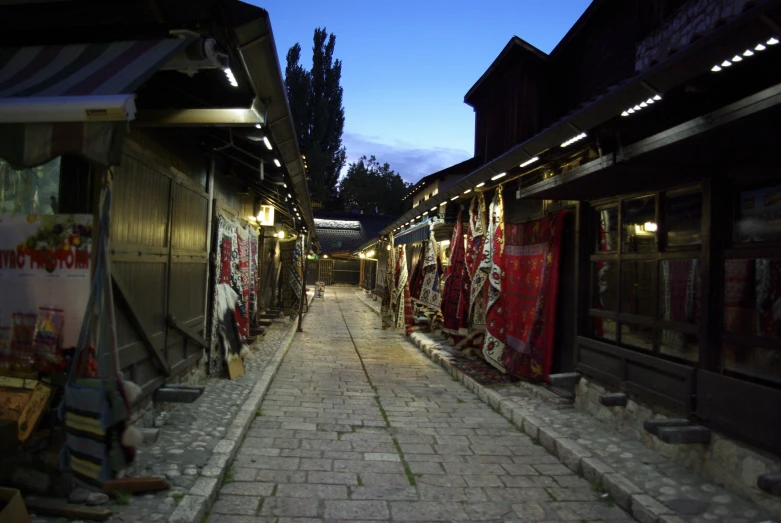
[60,187,131,487]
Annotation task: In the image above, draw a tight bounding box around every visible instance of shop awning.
[393,220,432,246]
[0,38,194,167]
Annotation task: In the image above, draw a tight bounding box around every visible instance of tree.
[284,28,346,209]
[339,156,411,216]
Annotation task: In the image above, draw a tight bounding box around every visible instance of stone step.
[757,473,781,496]
[548,372,582,394]
[643,418,691,436]
[154,385,205,404]
[599,393,628,407]
[643,418,711,444]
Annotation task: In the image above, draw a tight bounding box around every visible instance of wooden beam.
[111,271,171,376]
[166,315,209,349]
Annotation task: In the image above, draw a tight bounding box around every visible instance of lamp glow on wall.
[257,205,274,226]
[366,250,375,258]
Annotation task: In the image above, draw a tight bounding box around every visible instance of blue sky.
[251,0,591,184]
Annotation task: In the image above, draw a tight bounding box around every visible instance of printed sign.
[0,214,92,348]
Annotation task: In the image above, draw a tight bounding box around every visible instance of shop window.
[724,258,780,338]
[591,317,617,341]
[594,206,618,251]
[665,189,702,247]
[734,183,781,244]
[620,323,654,351]
[0,157,61,216]
[587,186,702,364]
[621,261,656,316]
[622,196,656,253]
[591,261,617,310]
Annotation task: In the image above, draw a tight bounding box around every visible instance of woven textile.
[381,239,396,330]
[394,245,411,328]
[503,211,566,382]
[442,206,470,335]
[467,194,488,326]
[236,226,250,337]
[418,230,442,309]
[482,188,507,372]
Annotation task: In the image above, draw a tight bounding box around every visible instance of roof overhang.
[227,2,318,250]
[377,0,781,237]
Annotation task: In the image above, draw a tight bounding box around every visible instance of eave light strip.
[520,157,539,168]
[490,172,506,181]
[621,94,662,117]
[561,132,587,147]
[711,36,777,72]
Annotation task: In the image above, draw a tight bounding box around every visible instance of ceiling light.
[646,98,655,104]
[491,172,506,181]
[262,136,272,150]
[731,55,743,62]
[476,182,485,188]
[711,65,722,72]
[439,201,446,206]
[277,231,285,239]
[756,43,767,51]
[768,37,779,45]
[633,105,641,111]
[743,49,754,57]
[430,206,437,211]
[386,245,391,251]
[255,124,261,129]
[288,193,292,198]
[423,211,429,215]
[360,253,365,258]
[627,108,635,114]
[463,188,472,194]
[273,159,281,167]
[520,157,539,168]
[450,195,458,201]
[722,60,732,67]
[653,94,662,101]
[639,102,648,108]
[283,183,287,188]
[621,111,629,116]
[416,215,421,219]
[224,68,238,87]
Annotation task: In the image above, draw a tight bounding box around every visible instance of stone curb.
[355,289,381,315]
[167,294,313,523]
[351,294,675,523]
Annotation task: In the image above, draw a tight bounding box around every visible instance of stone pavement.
[208,287,635,522]
[30,314,298,523]
[355,291,777,523]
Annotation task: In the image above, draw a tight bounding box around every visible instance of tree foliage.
[284,28,346,209]
[339,156,411,216]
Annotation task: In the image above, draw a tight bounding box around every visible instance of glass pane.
[592,261,617,311]
[724,344,781,385]
[660,260,701,324]
[665,190,702,247]
[595,207,618,252]
[734,183,781,243]
[591,317,617,341]
[724,258,781,339]
[660,330,699,361]
[622,196,656,253]
[0,157,61,216]
[621,261,656,316]
[621,323,654,351]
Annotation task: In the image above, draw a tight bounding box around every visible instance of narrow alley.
[208,288,634,522]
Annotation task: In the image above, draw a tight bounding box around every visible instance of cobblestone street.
[209,288,634,522]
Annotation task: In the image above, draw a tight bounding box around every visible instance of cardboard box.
[0,487,32,523]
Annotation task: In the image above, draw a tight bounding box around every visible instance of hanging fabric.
[482,187,507,372]
[235,225,251,337]
[418,229,442,309]
[409,242,426,300]
[467,194,488,327]
[290,236,304,314]
[61,187,134,487]
[394,245,411,328]
[442,206,470,336]
[249,227,260,322]
[503,211,566,381]
[381,238,396,330]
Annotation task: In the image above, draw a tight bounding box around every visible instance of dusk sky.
[251,0,591,184]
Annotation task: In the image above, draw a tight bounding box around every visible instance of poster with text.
[0,214,93,348]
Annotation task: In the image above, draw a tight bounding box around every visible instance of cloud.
[342,132,472,184]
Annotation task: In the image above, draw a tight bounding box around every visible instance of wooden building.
[365,0,781,507]
[0,0,317,399]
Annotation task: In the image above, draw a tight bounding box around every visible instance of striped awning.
[0,39,193,99]
[0,38,194,168]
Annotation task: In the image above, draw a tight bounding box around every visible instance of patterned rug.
[451,358,519,387]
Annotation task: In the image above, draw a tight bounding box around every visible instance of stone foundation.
[574,375,781,516]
